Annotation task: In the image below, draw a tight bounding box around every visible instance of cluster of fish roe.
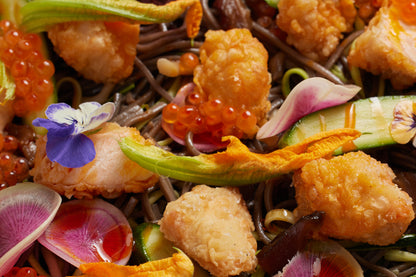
[162,95,258,140]
[4,267,46,277]
[162,29,271,141]
[0,20,54,117]
[0,134,29,190]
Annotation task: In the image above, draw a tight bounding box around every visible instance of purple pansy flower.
[33,102,115,168]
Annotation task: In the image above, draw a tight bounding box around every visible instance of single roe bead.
[200,98,223,116]
[4,29,22,47]
[11,60,28,78]
[14,78,32,97]
[0,20,11,35]
[16,267,38,277]
[177,105,198,126]
[186,92,202,106]
[222,106,237,124]
[236,110,257,136]
[162,103,180,123]
[179,52,199,75]
[3,135,19,152]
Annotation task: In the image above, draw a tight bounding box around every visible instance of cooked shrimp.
[347,1,416,89]
[293,151,414,246]
[193,28,271,137]
[48,21,140,84]
[30,122,159,199]
[159,185,257,277]
[276,0,356,62]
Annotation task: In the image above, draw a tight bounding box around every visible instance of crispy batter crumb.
[159,185,257,277]
[48,21,140,84]
[193,28,271,130]
[276,0,356,62]
[293,151,414,246]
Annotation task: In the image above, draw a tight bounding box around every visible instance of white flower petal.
[79,102,102,114]
[46,103,77,125]
[82,102,115,132]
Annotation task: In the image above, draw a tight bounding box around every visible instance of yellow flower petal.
[73,251,194,277]
[390,100,416,144]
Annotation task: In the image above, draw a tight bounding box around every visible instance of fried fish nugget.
[159,185,257,277]
[293,151,414,246]
[48,21,140,84]
[193,28,271,135]
[30,122,159,199]
[348,2,416,89]
[276,0,356,62]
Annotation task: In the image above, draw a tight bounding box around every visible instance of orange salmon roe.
[0,20,54,117]
[4,267,47,277]
[0,133,30,190]
[179,52,199,75]
[162,93,257,140]
[391,0,416,25]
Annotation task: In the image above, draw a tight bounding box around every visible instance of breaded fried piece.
[193,29,271,136]
[276,0,356,62]
[48,21,139,84]
[159,185,257,277]
[293,151,414,246]
[348,2,416,89]
[30,122,159,199]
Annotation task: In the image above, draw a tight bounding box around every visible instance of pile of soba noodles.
[5,0,416,276]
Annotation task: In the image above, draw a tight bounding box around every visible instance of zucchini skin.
[132,222,175,264]
[278,95,416,153]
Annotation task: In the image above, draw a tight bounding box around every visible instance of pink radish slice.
[275,240,363,277]
[0,182,62,276]
[38,198,133,268]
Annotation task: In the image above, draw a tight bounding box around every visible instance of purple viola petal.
[257,77,361,139]
[45,103,76,125]
[33,118,76,137]
[46,134,96,168]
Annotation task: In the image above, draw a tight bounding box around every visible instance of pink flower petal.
[257,77,361,139]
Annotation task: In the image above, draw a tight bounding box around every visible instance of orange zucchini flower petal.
[74,251,193,277]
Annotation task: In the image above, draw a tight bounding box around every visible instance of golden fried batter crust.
[293,151,414,246]
[159,185,257,277]
[193,29,271,131]
[276,0,356,62]
[48,21,140,84]
[348,3,416,89]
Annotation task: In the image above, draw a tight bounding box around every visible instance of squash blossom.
[120,128,361,185]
